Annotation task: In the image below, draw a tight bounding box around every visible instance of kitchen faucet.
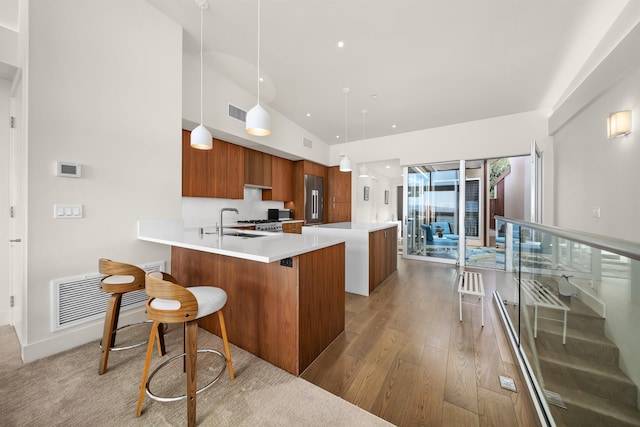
[219,208,239,239]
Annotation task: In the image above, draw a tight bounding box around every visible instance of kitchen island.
[138,219,345,375]
[302,222,398,296]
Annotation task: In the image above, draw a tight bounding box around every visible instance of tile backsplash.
[182,187,284,227]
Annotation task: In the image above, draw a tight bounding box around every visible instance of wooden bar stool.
[98,259,166,375]
[136,273,234,427]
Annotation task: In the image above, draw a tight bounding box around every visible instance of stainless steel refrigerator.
[304,174,324,224]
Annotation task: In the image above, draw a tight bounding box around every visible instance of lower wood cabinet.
[368,226,398,292]
[282,222,303,234]
[171,243,345,375]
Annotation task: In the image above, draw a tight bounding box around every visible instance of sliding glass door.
[404,162,460,264]
[403,157,518,269]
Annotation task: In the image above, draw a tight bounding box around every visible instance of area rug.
[0,326,392,426]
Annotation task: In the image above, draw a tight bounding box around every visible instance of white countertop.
[138,219,344,263]
[302,222,398,232]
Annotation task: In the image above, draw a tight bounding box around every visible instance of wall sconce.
[607,110,631,138]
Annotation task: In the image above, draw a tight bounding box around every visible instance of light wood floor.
[301,257,541,427]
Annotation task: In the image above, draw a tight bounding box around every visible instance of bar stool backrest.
[99,258,145,294]
[145,274,198,323]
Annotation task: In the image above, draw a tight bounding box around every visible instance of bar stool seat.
[136,273,234,427]
[98,259,166,375]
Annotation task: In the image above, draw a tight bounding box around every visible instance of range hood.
[244,183,272,190]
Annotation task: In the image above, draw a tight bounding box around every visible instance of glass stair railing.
[493,217,640,427]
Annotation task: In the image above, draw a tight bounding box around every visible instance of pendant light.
[339,88,352,172]
[191,0,213,150]
[246,0,271,136]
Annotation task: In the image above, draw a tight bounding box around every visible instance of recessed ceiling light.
[386,165,390,169]
[336,135,340,139]
[392,124,397,128]
[371,94,378,100]
[306,113,311,117]
[337,41,344,48]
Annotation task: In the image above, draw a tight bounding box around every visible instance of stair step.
[539,354,638,407]
[533,321,619,365]
[521,280,606,335]
[545,381,640,427]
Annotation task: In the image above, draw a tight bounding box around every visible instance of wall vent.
[303,137,313,148]
[50,260,165,332]
[228,103,247,122]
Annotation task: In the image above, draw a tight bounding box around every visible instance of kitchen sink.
[223,232,264,238]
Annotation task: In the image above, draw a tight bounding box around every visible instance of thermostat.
[56,161,82,178]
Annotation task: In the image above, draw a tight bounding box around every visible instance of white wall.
[182,188,284,228]
[334,110,555,226]
[182,54,331,166]
[353,174,395,224]
[0,78,10,325]
[503,156,529,222]
[22,0,182,362]
[553,65,640,241]
[551,21,640,406]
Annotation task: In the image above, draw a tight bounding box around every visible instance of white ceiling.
[146,0,628,146]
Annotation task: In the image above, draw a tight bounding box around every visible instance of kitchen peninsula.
[138,219,345,375]
[302,222,398,296]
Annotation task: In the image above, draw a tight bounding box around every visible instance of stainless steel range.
[255,222,282,232]
[237,220,283,232]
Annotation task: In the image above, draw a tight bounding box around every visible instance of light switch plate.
[54,204,83,219]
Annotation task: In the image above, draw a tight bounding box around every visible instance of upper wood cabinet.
[327,166,352,223]
[328,166,351,203]
[244,148,272,188]
[181,129,244,199]
[226,143,245,199]
[263,156,294,201]
[182,130,209,197]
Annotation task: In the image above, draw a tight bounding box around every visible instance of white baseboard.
[0,309,10,326]
[21,307,146,363]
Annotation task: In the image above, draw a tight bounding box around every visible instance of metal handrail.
[495,216,640,262]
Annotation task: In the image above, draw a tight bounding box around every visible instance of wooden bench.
[458,271,485,327]
[518,279,570,344]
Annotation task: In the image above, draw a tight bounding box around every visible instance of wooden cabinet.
[282,221,302,234]
[171,242,345,375]
[327,166,351,223]
[244,148,272,188]
[181,130,244,199]
[368,226,398,292]
[263,156,294,201]
[182,129,209,197]
[226,143,245,199]
[328,203,351,223]
[328,166,351,203]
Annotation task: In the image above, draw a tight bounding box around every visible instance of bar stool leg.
[136,321,159,417]
[99,293,122,375]
[185,320,198,427]
[217,311,235,380]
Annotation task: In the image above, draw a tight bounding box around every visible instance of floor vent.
[50,261,165,332]
[228,103,247,122]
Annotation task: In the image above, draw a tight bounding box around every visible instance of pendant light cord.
[199,4,204,125]
[257,0,261,104]
[344,89,349,143]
